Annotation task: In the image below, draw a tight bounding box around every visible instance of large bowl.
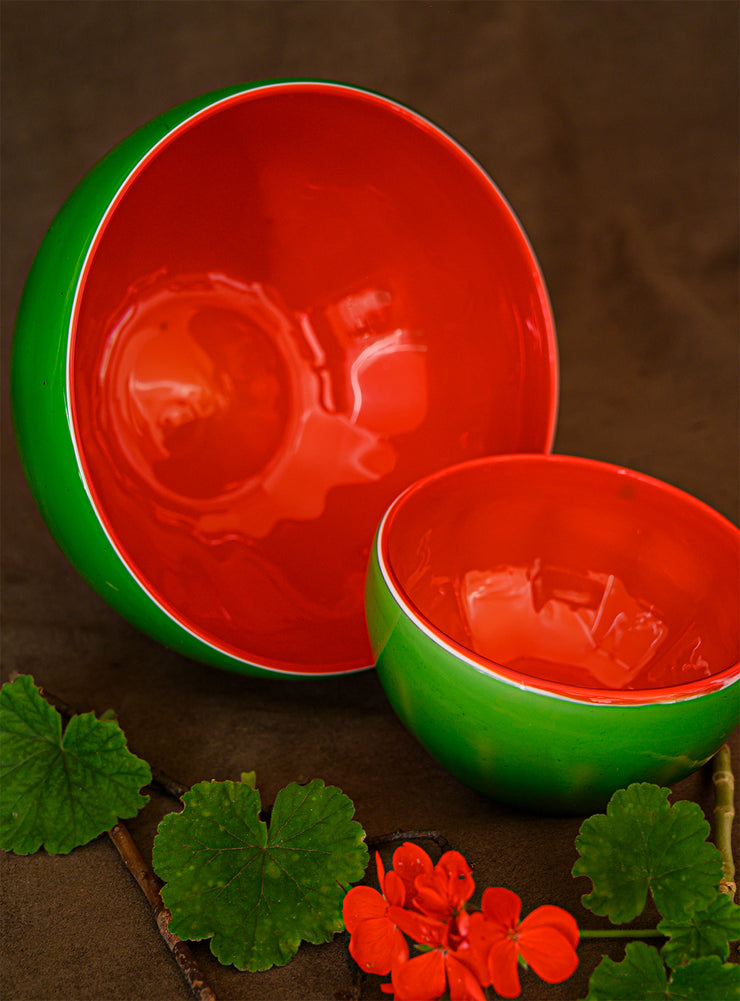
[11,81,558,678]
[366,454,739,813]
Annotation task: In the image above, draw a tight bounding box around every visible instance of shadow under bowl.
[366,454,739,813]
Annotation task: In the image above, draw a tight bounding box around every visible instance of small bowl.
[11,81,557,678]
[366,454,739,813]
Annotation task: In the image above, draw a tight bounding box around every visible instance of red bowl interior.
[70,82,557,674]
[381,455,740,701]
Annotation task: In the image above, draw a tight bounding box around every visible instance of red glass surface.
[69,84,557,674]
[382,456,740,699]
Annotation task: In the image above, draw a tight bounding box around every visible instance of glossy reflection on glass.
[385,456,738,699]
[84,266,434,665]
[97,271,427,529]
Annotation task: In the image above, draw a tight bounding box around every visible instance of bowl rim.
[61,79,559,676]
[375,452,740,705]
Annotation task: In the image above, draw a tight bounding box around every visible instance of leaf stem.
[108,823,217,1001]
[712,743,737,900]
[579,928,664,940]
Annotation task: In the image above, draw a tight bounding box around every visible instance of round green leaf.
[668,956,740,1000]
[0,675,151,854]
[587,941,668,1000]
[573,783,723,923]
[152,777,368,971]
[588,945,740,1001]
[659,893,740,967]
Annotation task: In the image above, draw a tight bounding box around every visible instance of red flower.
[478,887,579,998]
[343,853,409,975]
[384,906,490,1001]
[343,846,580,1001]
[389,842,476,921]
[390,842,434,905]
[412,850,476,921]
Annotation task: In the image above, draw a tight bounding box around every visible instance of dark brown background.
[1,2,738,999]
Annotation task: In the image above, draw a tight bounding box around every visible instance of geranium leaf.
[573,783,723,923]
[152,777,368,971]
[587,941,668,1000]
[659,893,740,967]
[0,674,151,854]
[667,956,740,1000]
[587,944,740,1001]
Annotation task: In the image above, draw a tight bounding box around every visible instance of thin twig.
[712,743,736,900]
[148,767,190,802]
[109,823,216,1001]
[368,829,453,855]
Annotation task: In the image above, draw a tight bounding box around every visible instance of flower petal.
[348,918,406,975]
[481,887,522,931]
[520,904,580,950]
[413,872,453,921]
[343,886,387,932]
[517,925,579,985]
[393,842,434,902]
[488,938,523,999]
[387,905,448,948]
[437,850,476,909]
[467,910,506,947]
[376,851,386,887]
[446,953,487,1001]
[393,842,434,876]
[457,913,496,987]
[392,949,447,1001]
[383,868,407,908]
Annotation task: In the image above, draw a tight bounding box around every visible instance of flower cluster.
[343,843,579,1000]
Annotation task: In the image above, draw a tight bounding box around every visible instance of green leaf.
[587,944,740,1000]
[573,783,723,923]
[0,675,151,854]
[152,777,368,971]
[659,893,740,967]
[667,956,740,1000]
[587,941,668,1000]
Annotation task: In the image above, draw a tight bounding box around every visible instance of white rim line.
[374,505,739,707]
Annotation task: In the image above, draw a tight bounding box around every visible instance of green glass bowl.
[10,81,557,678]
[366,454,740,814]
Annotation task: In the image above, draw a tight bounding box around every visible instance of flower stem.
[712,743,736,900]
[579,928,664,940]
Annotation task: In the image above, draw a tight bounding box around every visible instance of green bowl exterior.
[10,81,303,678]
[366,542,740,815]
